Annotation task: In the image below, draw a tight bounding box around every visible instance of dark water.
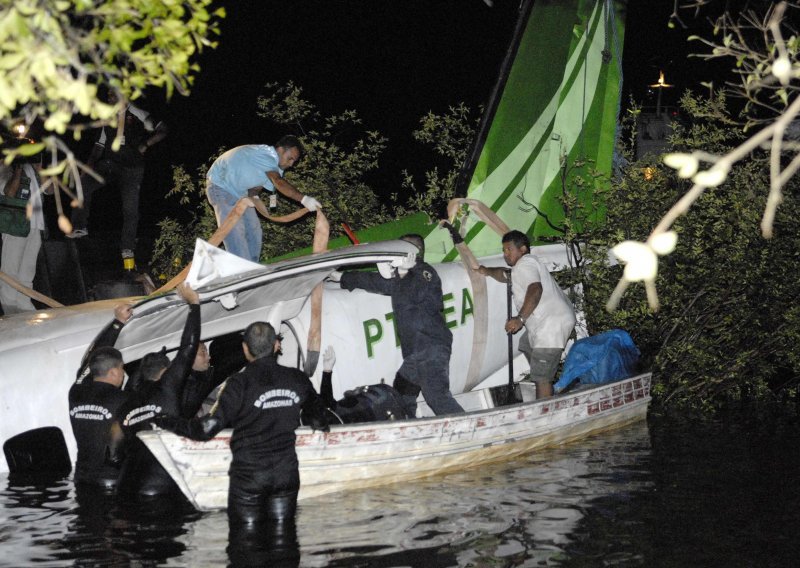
[2,414,799,567]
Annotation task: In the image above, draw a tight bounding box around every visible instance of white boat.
[139,373,651,511]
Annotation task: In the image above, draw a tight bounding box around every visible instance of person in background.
[205,136,322,262]
[0,156,46,314]
[68,303,133,489]
[332,234,464,417]
[156,322,330,528]
[319,345,409,423]
[180,340,224,418]
[477,230,576,399]
[68,94,168,270]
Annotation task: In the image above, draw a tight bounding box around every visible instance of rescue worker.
[477,230,576,399]
[179,340,219,418]
[116,282,201,497]
[331,234,464,417]
[156,321,330,527]
[68,303,133,489]
[205,136,323,262]
[186,332,249,417]
[319,345,409,423]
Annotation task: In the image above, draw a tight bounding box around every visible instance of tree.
[607,1,800,312]
[150,82,393,280]
[255,82,392,257]
[0,0,223,230]
[581,90,800,410]
[392,103,480,220]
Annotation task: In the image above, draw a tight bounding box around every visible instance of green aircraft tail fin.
[281,0,625,263]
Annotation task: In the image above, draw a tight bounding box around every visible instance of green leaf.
[16,142,45,156]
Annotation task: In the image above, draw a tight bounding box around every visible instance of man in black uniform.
[157,321,330,526]
[334,234,464,417]
[116,283,201,497]
[319,345,409,423]
[68,302,133,489]
[180,341,221,418]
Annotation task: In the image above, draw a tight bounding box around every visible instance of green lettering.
[442,292,457,329]
[461,287,474,325]
[385,312,400,347]
[363,319,382,358]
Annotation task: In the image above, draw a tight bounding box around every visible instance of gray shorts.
[518,332,563,382]
[527,348,563,382]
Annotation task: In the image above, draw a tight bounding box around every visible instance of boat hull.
[139,373,651,511]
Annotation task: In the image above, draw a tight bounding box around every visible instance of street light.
[649,71,673,116]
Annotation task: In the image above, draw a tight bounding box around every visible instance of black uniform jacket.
[160,356,329,470]
[340,261,452,382]
[115,304,200,494]
[69,317,128,485]
[119,304,200,432]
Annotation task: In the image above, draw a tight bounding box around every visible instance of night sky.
[125,0,717,239]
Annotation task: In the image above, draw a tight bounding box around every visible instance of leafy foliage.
[256,82,393,257]
[581,92,800,410]
[392,103,479,219]
[685,1,800,131]
[149,162,218,282]
[0,0,223,139]
[150,83,393,279]
[0,0,223,233]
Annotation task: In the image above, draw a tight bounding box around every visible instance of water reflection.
[1,475,74,567]
[1,474,200,566]
[227,519,300,568]
[293,423,654,567]
[2,418,796,566]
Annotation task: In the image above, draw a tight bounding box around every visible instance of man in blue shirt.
[206,135,322,262]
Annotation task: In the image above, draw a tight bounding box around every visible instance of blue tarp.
[553,329,640,394]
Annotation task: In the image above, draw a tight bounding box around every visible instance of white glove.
[391,252,416,271]
[391,252,416,277]
[322,346,336,372]
[327,270,343,283]
[301,195,322,212]
[377,262,394,279]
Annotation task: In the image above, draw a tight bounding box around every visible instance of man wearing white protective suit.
[332,234,464,417]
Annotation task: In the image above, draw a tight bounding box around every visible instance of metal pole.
[505,268,517,404]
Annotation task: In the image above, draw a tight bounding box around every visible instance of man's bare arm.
[267,170,304,202]
[476,265,508,283]
[505,282,543,334]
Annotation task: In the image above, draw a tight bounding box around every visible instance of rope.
[153,198,311,295]
[445,198,511,391]
[0,269,64,308]
[446,198,510,240]
[304,210,330,376]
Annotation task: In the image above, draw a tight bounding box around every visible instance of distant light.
[649,70,674,89]
[12,122,28,138]
[643,167,655,181]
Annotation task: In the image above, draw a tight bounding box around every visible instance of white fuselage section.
[0,246,577,473]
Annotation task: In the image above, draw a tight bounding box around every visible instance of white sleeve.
[127,103,155,131]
